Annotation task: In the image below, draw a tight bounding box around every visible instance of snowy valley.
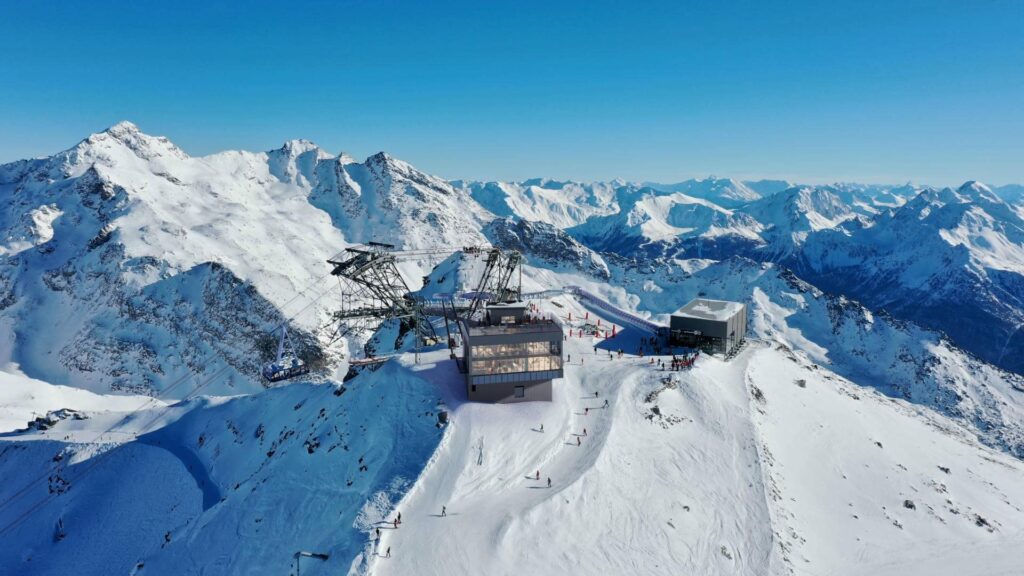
[2,123,1024,576]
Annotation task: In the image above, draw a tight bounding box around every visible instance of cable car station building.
[669,298,747,356]
[458,302,563,403]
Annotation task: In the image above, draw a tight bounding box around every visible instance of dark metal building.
[458,302,563,402]
[669,298,747,355]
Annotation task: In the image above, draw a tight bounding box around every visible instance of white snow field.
[0,367,159,432]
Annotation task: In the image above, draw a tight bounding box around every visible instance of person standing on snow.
[386,546,391,558]
[540,423,544,432]
[547,477,552,488]
[442,506,447,517]
[536,470,540,480]
[583,428,587,436]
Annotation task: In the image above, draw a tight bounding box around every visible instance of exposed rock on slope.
[484,217,610,280]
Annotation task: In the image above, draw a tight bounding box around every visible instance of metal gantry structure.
[464,247,522,321]
[328,242,439,343]
[327,242,523,354]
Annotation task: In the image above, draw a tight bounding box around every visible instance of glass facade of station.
[459,302,564,402]
[471,351,563,375]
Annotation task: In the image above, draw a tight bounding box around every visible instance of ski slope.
[361,298,1024,576]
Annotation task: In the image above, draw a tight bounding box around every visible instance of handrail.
[560,286,665,335]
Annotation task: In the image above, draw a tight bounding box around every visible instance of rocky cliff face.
[484,217,610,280]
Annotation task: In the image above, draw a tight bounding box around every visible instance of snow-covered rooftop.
[673,298,745,321]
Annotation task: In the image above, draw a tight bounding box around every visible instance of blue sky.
[1,0,1021,185]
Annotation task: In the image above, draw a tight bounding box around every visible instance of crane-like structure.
[260,242,523,382]
[326,242,522,352]
[464,248,522,320]
[328,242,439,343]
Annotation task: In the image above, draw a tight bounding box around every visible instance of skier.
[583,428,587,436]
[604,399,609,408]
[594,391,599,398]
[393,519,398,529]
[585,407,589,415]
[593,346,597,354]
[386,546,391,558]
[547,477,552,488]
[577,436,581,446]
[442,506,447,517]
[540,423,544,432]
[376,527,381,539]
[536,470,540,480]
[568,354,571,363]
[397,512,402,523]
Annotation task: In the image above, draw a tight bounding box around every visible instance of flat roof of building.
[459,319,562,337]
[486,301,527,310]
[673,298,745,322]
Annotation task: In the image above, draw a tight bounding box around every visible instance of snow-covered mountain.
[568,189,765,259]
[311,151,489,250]
[483,217,611,280]
[737,186,860,258]
[453,178,620,229]
[486,176,1024,377]
[994,183,1024,205]
[3,122,1024,576]
[644,177,765,208]
[0,123,489,396]
[795,181,1024,375]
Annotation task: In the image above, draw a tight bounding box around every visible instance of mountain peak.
[104,120,141,137]
[957,180,1002,204]
[279,138,320,152]
[268,139,330,163]
[958,180,991,193]
[81,121,188,162]
[365,151,421,178]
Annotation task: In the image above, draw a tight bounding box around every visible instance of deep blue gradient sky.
[1,0,1021,185]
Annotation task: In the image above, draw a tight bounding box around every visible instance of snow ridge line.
[741,345,791,575]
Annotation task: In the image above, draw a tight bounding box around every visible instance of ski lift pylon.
[262,326,310,383]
